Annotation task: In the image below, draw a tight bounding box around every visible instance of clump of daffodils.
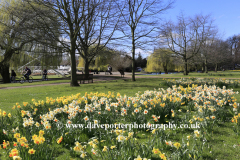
[32,130,45,145]
[73,141,87,158]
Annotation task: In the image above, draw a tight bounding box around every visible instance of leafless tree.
[208,39,231,71]
[227,35,240,69]
[75,0,121,75]
[200,29,219,73]
[32,0,121,86]
[34,0,89,86]
[161,13,215,75]
[116,0,174,81]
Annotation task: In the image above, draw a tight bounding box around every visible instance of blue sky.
[138,0,240,58]
[166,0,240,40]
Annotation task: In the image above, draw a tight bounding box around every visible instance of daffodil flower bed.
[0,85,240,160]
[164,78,240,88]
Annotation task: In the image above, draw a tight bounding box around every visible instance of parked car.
[135,67,142,72]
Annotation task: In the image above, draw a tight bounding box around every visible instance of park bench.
[118,69,125,77]
[76,74,93,84]
[105,70,112,75]
[92,70,99,74]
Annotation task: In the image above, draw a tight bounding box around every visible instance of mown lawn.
[0,79,165,113]
[137,71,240,79]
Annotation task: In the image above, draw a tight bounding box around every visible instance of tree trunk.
[233,55,235,69]
[195,65,198,72]
[163,65,168,74]
[205,59,208,73]
[202,62,205,73]
[131,29,136,81]
[215,64,218,72]
[84,59,89,75]
[70,41,79,87]
[184,58,188,75]
[0,64,10,83]
[0,48,15,83]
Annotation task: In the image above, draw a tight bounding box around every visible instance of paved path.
[0,73,130,90]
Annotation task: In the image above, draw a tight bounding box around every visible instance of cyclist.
[23,66,31,80]
[42,69,47,80]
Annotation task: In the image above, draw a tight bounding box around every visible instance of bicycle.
[20,75,33,84]
[42,75,48,81]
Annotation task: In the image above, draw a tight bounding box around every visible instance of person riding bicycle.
[42,69,47,79]
[23,66,31,80]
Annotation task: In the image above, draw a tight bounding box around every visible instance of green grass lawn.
[0,79,165,113]
[137,71,240,79]
[1,78,240,159]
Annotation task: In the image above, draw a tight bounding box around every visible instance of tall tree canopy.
[0,0,61,83]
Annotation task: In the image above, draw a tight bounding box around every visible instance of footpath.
[0,72,129,90]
